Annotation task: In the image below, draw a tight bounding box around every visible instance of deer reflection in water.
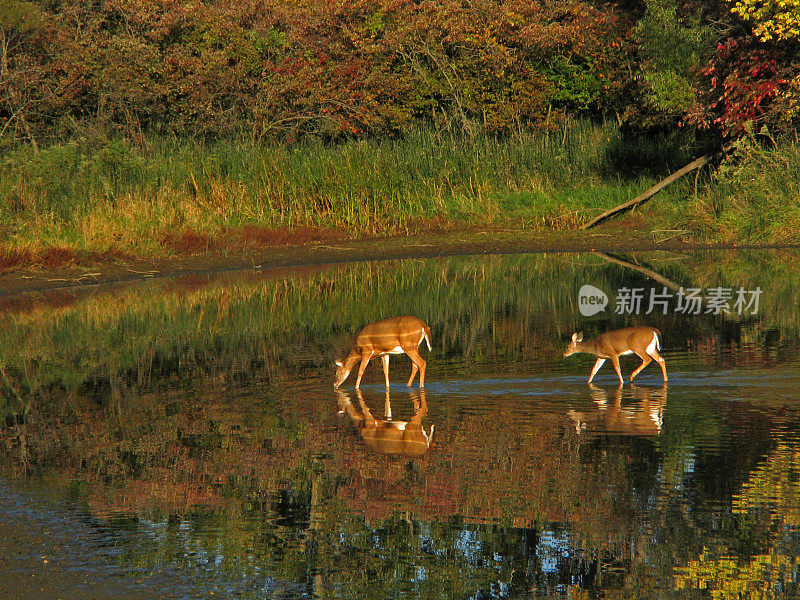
[335,388,435,458]
[567,383,667,436]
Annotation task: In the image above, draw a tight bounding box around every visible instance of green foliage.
[1,138,145,216]
[632,0,718,124]
[688,136,800,244]
[642,70,697,116]
[543,55,603,111]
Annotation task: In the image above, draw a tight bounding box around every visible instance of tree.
[686,0,800,138]
[728,0,800,41]
[626,0,719,128]
[0,0,43,149]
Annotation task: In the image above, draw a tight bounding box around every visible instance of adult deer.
[334,316,432,389]
[563,326,667,384]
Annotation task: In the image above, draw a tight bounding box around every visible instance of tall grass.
[687,138,800,245]
[0,121,678,255]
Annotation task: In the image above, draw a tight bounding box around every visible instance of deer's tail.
[423,325,432,352]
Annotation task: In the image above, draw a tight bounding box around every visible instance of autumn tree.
[1,0,635,144]
[685,0,800,138]
[728,0,800,41]
[0,0,43,149]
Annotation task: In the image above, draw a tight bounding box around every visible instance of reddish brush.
[160,230,215,255]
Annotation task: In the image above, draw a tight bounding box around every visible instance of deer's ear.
[335,360,343,367]
[576,332,584,342]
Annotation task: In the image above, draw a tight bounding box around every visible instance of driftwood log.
[581,142,736,230]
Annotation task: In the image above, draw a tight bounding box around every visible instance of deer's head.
[563,332,584,357]
[333,359,352,388]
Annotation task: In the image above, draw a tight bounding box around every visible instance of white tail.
[563,326,667,384]
[334,316,432,389]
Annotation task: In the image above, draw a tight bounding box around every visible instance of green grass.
[687,137,800,245]
[0,121,680,256]
[1,123,797,259]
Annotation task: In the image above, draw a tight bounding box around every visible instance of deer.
[563,326,667,384]
[334,316,432,389]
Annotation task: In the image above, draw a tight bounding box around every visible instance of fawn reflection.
[335,388,435,458]
[567,383,667,436]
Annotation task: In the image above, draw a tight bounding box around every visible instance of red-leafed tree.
[1,0,634,143]
[685,0,800,139]
[687,37,794,138]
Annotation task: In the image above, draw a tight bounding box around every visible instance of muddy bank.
[0,222,790,298]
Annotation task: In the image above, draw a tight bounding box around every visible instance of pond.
[1,249,799,599]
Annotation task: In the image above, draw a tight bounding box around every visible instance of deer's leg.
[355,389,377,426]
[381,354,390,388]
[648,349,668,382]
[610,355,624,385]
[383,388,392,419]
[630,351,652,381]
[406,348,426,387]
[406,362,419,387]
[354,353,372,389]
[588,358,606,383]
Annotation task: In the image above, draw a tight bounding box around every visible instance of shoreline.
[2,223,797,299]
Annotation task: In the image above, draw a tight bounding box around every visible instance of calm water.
[1,249,800,599]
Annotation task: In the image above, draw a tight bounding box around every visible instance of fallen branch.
[580,142,735,230]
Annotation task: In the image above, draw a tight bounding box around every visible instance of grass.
[0,121,687,259]
[1,123,797,269]
[686,137,800,245]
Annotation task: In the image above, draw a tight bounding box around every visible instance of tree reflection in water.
[0,250,799,598]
